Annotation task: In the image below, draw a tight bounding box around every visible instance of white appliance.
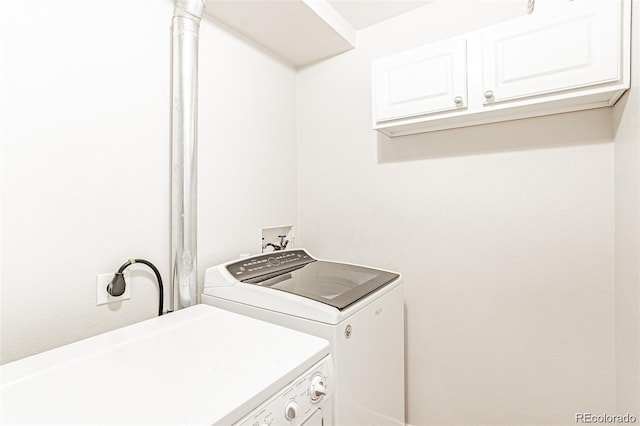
[1,304,333,425]
[203,249,405,426]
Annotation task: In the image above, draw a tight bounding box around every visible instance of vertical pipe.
[171,0,205,310]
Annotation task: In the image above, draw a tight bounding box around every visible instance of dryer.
[203,249,405,426]
[1,305,333,425]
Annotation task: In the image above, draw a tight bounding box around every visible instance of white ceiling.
[328,0,432,30]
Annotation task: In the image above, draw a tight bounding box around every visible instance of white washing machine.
[203,249,405,426]
[1,305,333,425]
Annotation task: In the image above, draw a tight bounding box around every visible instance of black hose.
[117,259,164,316]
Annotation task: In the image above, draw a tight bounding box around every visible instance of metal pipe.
[171,0,205,310]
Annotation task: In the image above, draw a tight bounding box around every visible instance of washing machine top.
[0,304,330,425]
[203,249,402,324]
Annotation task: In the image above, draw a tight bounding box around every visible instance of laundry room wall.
[612,0,640,416]
[0,0,297,364]
[296,1,619,425]
[196,16,298,284]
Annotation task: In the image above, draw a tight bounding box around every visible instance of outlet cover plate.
[96,272,131,305]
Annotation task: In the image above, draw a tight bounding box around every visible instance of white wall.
[296,2,617,425]
[1,1,635,423]
[197,16,298,284]
[0,0,174,364]
[612,0,640,416]
[0,1,297,364]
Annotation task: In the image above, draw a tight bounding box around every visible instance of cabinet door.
[481,0,622,104]
[372,38,467,122]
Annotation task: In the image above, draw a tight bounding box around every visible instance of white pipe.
[171,0,205,310]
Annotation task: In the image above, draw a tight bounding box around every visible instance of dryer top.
[0,305,329,425]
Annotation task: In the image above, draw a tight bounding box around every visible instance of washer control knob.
[284,401,298,421]
[309,374,327,402]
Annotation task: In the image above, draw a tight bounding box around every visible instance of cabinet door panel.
[482,0,621,104]
[372,39,467,122]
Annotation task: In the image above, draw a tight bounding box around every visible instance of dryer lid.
[227,250,399,310]
[0,305,330,425]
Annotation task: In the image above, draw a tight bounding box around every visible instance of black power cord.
[106,259,164,316]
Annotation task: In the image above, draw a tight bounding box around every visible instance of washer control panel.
[226,250,316,282]
[234,356,332,426]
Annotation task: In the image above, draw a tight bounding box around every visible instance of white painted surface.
[328,0,431,30]
[197,15,298,291]
[204,0,354,67]
[372,38,467,121]
[0,0,174,364]
[612,0,640,415]
[0,304,330,425]
[0,0,298,364]
[372,0,630,136]
[481,0,622,103]
[296,1,617,424]
[204,0,436,67]
[302,0,356,50]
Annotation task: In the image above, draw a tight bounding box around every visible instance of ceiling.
[328,0,431,30]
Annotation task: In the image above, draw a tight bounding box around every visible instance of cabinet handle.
[454,96,463,105]
[484,90,494,100]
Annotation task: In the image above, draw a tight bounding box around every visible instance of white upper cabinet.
[372,39,467,122]
[372,0,631,137]
[481,0,622,104]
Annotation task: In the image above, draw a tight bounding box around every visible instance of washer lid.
[230,250,399,310]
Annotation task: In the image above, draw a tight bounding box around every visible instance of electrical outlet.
[96,272,131,305]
